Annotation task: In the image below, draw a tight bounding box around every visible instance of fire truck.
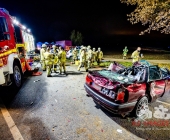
[0,8,36,88]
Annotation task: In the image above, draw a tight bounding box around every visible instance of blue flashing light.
[0,8,9,15]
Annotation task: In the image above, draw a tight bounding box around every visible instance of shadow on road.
[66,71,83,75]
[50,71,83,77]
[0,86,20,106]
[21,118,56,140]
[0,73,57,139]
[0,74,48,110]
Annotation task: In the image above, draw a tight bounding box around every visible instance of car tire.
[133,96,148,118]
[11,62,23,88]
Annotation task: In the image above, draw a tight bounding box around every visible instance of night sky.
[1,0,170,49]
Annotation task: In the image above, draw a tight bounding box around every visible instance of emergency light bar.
[0,8,9,15]
[13,19,31,33]
[13,19,19,25]
[22,26,26,30]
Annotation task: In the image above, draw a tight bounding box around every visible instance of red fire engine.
[0,8,39,88]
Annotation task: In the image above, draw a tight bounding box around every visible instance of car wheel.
[134,96,148,118]
[12,62,23,88]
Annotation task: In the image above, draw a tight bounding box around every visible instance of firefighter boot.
[46,66,52,77]
[42,61,46,71]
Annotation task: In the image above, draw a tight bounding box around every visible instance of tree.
[76,32,83,45]
[70,30,83,45]
[70,30,76,44]
[120,0,170,35]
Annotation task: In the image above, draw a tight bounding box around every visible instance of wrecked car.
[84,61,170,117]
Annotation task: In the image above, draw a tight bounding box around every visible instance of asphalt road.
[0,64,170,140]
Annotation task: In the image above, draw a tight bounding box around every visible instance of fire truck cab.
[0,8,35,88]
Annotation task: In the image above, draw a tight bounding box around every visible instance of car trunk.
[86,70,133,103]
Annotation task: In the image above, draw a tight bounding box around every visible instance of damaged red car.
[84,61,170,117]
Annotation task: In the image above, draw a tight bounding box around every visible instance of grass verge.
[95,61,170,70]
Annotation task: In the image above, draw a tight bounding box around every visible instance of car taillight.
[116,89,125,103]
[86,75,93,85]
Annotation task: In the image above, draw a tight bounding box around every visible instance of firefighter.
[58,46,62,52]
[51,45,59,73]
[77,47,88,72]
[87,45,93,68]
[92,48,97,63]
[50,45,55,53]
[131,47,144,63]
[96,47,103,65]
[44,47,53,77]
[58,47,67,74]
[79,45,84,55]
[72,47,78,64]
[40,44,47,71]
[123,46,128,60]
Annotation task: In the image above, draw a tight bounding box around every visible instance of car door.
[127,83,147,102]
[148,66,166,102]
[127,68,147,102]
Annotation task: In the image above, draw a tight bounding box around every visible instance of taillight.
[86,75,93,85]
[116,89,125,103]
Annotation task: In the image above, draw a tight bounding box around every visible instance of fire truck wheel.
[12,62,23,88]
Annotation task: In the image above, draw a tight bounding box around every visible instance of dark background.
[1,0,170,50]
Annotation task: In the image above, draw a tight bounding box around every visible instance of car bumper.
[84,83,137,114]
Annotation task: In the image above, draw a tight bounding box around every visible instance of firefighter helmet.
[82,47,86,50]
[42,44,47,48]
[52,45,56,49]
[87,45,91,49]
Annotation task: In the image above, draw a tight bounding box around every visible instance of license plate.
[101,88,110,95]
[92,82,101,91]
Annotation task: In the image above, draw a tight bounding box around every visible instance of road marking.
[0,100,24,140]
[156,100,170,106]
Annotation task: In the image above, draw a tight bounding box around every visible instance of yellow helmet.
[82,47,86,50]
[87,45,91,49]
[42,44,47,48]
[52,45,56,49]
